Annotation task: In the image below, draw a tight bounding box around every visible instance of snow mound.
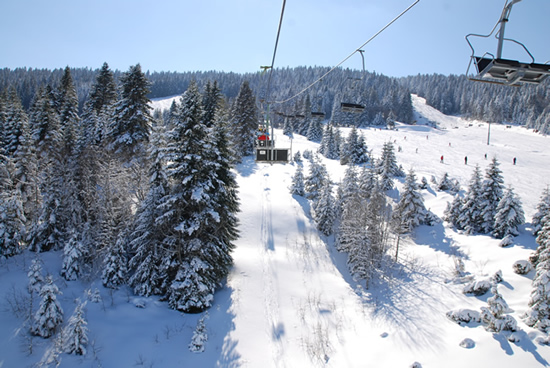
[459,338,475,349]
[446,309,481,325]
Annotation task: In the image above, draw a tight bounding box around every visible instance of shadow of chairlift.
[466,0,550,86]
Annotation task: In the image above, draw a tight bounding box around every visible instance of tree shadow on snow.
[361,259,459,353]
[414,222,468,259]
[188,285,242,368]
[235,156,259,178]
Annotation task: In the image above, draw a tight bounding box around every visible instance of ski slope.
[1,95,550,367]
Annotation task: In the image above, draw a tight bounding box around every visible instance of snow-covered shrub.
[419,176,428,190]
[189,312,209,353]
[490,270,503,284]
[459,338,475,349]
[499,234,514,247]
[86,288,102,303]
[513,260,532,275]
[481,286,517,332]
[293,150,302,163]
[410,362,422,368]
[446,309,481,325]
[463,279,491,296]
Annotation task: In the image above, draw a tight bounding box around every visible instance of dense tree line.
[1,65,416,128]
[0,63,244,315]
[401,74,550,134]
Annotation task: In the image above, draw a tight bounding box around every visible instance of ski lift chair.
[340,102,365,113]
[466,0,550,86]
[341,49,367,112]
[311,111,325,118]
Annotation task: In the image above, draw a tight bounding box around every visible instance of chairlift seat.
[311,111,325,118]
[340,102,365,113]
[474,57,550,85]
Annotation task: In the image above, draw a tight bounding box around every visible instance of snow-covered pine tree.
[208,117,240,279]
[3,87,29,158]
[63,300,88,355]
[27,89,65,253]
[492,186,525,239]
[533,186,550,236]
[202,80,222,128]
[393,169,428,232]
[106,64,152,161]
[479,157,505,234]
[306,116,323,142]
[189,312,209,353]
[437,172,453,191]
[0,155,25,258]
[60,232,83,281]
[358,166,377,201]
[290,164,306,196]
[530,214,550,270]
[128,122,169,297]
[457,165,484,234]
[31,276,64,338]
[335,165,359,219]
[336,188,366,254]
[351,133,369,165]
[319,124,339,160]
[282,116,294,139]
[340,125,359,165]
[57,66,80,155]
[229,80,257,160]
[157,81,226,312]
[481,285,516,332]
[377,141,403,177]
[524,267,550,330]
[314,181,335,236]
[443,194,463,228]
[28,257,44,294]
[304,155,328,203]
[101,231,128,289]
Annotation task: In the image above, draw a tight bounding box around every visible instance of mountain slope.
[1,95,550,367]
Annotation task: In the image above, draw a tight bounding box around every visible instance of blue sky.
[1,0,549,77]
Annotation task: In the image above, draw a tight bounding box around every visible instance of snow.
[2,94,550,367]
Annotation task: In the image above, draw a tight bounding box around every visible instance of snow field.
[1,94,550,367]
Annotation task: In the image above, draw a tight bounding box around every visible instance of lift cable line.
[271,0,421,106]
[263,0,287,105]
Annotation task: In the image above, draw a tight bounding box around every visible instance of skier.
[513,157,517,165]
[464,156,468,165]
[440,155,444,163]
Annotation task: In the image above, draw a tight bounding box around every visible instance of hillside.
[1,95,550,367]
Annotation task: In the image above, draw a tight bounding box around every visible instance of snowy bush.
[86,288,102,303]
[499,234,514,248]
[490,270,503,284]
[410,362,422,368]
[459,338,475,349]
[419,176,428,189]
[481,286,517,332]
[189,312,209,353]
[513,260,532,275]
[463,279,491,296]
[446,309,481,325]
